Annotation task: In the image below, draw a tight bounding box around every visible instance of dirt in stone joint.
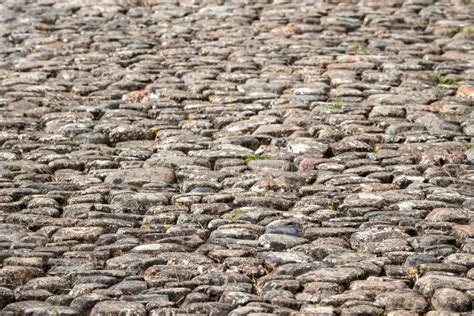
[0,0,473,315]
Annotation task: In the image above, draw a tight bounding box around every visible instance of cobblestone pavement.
[0,0,473,314]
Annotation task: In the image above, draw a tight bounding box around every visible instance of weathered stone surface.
[375,289,428,312]
[431,288,472,312]
[90,301,146,316]
[3,301,53,314]
[0,287,14,308]
[415,275,474,297]
[0,266,43,286]
[297,268,365,285]
[104,167,176,186]
[52,227,105,243]
[0,0,473,313]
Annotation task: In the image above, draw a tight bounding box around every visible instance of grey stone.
[375,289,428,312]
[431,288,472,312]
[90,301,147,316]
[0,287,14,308]
[1,0,473,313]
[104,167,176,186]
[415,275,474,297]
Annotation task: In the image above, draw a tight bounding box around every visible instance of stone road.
[0,0,473,315]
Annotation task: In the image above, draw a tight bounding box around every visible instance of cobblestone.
[0,0,473,314]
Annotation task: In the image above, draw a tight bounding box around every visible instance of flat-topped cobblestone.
[0,0,473,314]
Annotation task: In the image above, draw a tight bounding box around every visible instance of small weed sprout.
[327,98,342,109]
[352,44,366,54]
[228,208,245,220]
[245,153,270,164]
[430,71,457,86]
[453,26,462,34]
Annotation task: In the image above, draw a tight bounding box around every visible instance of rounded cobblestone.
[0,0,473,314]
